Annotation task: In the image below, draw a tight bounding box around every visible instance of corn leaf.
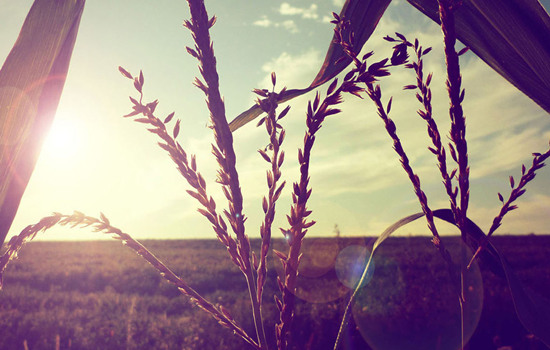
[334,211,424,350]
[0,0,86,248]
[407,0,550,114]
[230,0,550,132]
[337,209,550,349]
[229,0,392,131]
[433,209,550,348]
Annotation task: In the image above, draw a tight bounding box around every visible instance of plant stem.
[245,269,267,349]
[438,0,469,348]
[0,212,262,349]
[277,86,342,349]
[185,0,267,347]
[468,147,550,268]
[257,87,286,307]
[438,0,469,235]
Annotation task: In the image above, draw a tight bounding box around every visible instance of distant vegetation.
[1,236,549,350]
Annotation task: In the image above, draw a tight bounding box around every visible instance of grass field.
[1,235,549,350]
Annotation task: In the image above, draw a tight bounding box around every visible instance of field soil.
[1,235,549,350]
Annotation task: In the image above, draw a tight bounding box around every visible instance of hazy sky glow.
[2,0,550,241]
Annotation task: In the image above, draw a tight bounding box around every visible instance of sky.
[1,0,550,241]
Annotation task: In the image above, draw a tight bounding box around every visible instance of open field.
[1,236,549,350]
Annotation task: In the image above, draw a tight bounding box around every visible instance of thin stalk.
[184,0,267,347]
[332,21,460,349]
[244,269,267,349]
[0,212,261,349]
[276,83,343,350]
[438,0,469,228]
[276,113,317,350]
[438,1,469,348]
[468,147,550,268]
[460,244,466,350]
[256,82,288,307]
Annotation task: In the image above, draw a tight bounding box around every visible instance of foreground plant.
[330,1,550,349]
[0,0,85,249]
[2,0,550,349]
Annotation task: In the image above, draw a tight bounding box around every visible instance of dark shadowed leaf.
[334,211,424,349]
[0,0,85,248]
[433,209,550,348]
[338,209,550,349]
[406,0,550,114]
[229,0,392,131]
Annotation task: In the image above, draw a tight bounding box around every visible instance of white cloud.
[469,127,546,179]
[321,15,334,24]
[281,20,298,33]
[259,49,322,89]
[252,2,324,33]
[279,3,319,20]
[468,193,550,234]
[253,16,272,28]
[252,16,298,33]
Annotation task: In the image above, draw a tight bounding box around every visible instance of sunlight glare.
[42,117,82,161]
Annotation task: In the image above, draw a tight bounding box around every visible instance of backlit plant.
[1,0,550,349]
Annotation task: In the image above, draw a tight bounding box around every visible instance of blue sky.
[2,0,550,241]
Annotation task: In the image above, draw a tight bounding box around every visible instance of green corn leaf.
[407,0,550,114]
[230,0,550,132]
[336,208,550,349]
[229,0,392,131]
[0,0,86,248]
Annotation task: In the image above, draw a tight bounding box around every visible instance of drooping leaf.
[336,209,550,349]
[406,0,550,113]
[334,212,424,349]
[0,0,86,248]
[433,209,550,348]
[229,0,392,131]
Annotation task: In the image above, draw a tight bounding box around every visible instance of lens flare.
[271,238,369,303]
[351,239,483,350]
[335,244,374,289]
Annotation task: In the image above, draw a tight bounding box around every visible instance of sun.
[41,117,82,161]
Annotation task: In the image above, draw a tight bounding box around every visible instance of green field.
[1,236,549,350]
